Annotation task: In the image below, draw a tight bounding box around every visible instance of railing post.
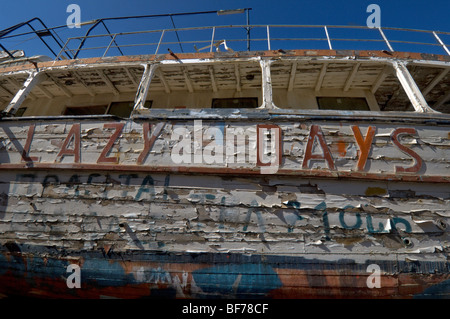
[259,58,275,109]
[324,26,333,50]
[155,30,165,55]
[378,27,394,52]
[246,8,251,51]
[103,34,117,58]
[55,39,70,61]
[132,63,157,116]
[210,27,216,52]
[391,60,435,113]
[266,25,271,50]
[432,31,450,56]
[2,71,40,117]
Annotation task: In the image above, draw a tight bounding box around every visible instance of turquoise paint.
[338,206,362,230]
[390,217,412,233]
[135,175,155,200]
[414,279,450,299]
[192,263,282,297]
[81,258,136,287]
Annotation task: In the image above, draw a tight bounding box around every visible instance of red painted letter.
[56,124,81,163]
[351,125,376,171]
[97,123,124,164]
[302,125,335,170]
[391,128,423,173]
[137,122,165,165]
[257,124,282,174]
[21,124,39,163]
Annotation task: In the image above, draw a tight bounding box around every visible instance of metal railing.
[55,24,450,60]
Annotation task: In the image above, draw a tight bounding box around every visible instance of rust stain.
[365,187,387,196]
[1,50,449,75]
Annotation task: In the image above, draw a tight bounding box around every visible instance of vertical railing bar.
[102,34,117,58]
[324,26,333,50]
[210,27,216,52]
[432,31,450,56]
[267,25,271,50]
[55,39,70,61]
[155,30,165,55]
[378,27,394,52]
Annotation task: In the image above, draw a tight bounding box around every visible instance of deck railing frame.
[54,24,450,60]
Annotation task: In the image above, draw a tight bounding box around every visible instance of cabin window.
[211,97,258,109]
[143,62,262,110]
[63,101,152,117]
[317,97,370,111]
[107,101,152,117]
[14,107,27,117]
[63,105,108,116]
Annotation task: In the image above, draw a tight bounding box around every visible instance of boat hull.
[0,112,449,298]
[1,244,449,299]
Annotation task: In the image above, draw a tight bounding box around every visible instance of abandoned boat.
[0,15,449,298]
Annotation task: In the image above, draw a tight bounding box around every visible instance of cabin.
[0,50,448,118]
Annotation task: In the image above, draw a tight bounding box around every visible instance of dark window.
[317,97,370,111]
[108,101,152,118]
[63,101,152,117]
[64,105,108,116]
[211,97,258,109]
[14,108,27,117]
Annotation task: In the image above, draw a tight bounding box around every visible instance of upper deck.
[0,20,448,120]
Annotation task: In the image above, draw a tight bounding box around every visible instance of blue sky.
[1,0,449,58]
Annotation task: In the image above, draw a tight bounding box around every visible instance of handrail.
[0,17,71,59]
[2,21,448,60]
[54,24,450,60]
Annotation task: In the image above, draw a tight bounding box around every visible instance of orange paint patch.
[337,140,347,157]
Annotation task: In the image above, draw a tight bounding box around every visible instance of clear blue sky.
[1,0,449,57]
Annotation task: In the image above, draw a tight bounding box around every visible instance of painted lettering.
[97,123,124,164]
[67,174,81,197]
[390,128,423,173]
[257,124,282,174]
[314,201,331,241]
[84,173,102,196]
[339,209,362,229]
[390,217,412,233]
[302,125,335,170]
[366,215,386,233]
[21,124,39,163]
[0,120,441,180]
[42,174,59,187]
[119,174,138,197]
[137,122,165,165]
[56,124,81,163]
[135,175,155,200]
[352,125,376,171]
